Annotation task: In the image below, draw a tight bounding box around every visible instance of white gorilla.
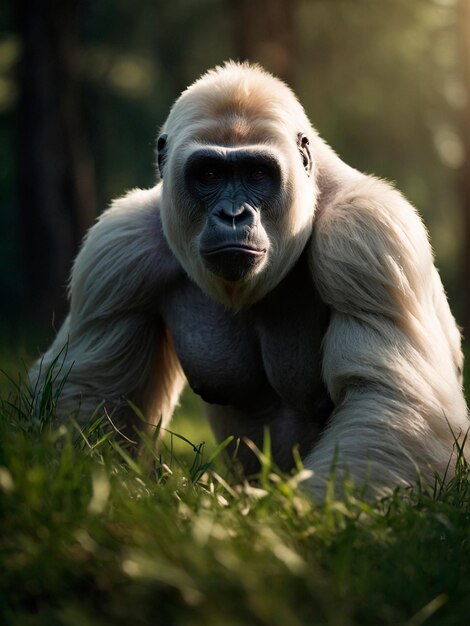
[31,62,469,500]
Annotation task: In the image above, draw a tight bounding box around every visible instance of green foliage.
[1,368,470,625]
[297,0,464,298]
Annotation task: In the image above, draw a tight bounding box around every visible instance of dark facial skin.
[184,148,282,281]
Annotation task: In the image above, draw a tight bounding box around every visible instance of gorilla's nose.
[214,201,256,227]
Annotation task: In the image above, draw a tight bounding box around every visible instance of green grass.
[1,339,470,625]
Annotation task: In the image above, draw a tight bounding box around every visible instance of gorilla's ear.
[297,133,312,176]
[157,133,168,178]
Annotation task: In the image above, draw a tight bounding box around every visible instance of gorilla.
[31,61,469,500]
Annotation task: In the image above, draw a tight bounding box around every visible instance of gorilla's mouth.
[201,245,266,282]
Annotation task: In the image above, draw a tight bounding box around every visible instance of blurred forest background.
[1,0,470,348]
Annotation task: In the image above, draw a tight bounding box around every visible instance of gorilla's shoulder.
[72,184,185,303]
[311,175,433,321]
[91,185,175,265]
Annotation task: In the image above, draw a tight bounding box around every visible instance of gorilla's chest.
[164,282,266,406]
[162,266,330,415]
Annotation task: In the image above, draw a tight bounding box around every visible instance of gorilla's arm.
[306,172,468,497]
[29,187,185,433]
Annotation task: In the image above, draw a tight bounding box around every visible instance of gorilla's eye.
[202,170,217,180]
[248,168,267,182]
[198,168,223,185]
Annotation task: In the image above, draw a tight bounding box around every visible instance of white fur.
[30,186,185,433]
[305,176,468,497]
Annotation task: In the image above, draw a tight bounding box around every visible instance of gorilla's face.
[157,65,317,309]
[184,146,282,282]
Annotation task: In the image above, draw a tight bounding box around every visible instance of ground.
[1,331,470,626]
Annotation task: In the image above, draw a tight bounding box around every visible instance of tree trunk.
[229,0,298,86]
[16,0,96,328]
